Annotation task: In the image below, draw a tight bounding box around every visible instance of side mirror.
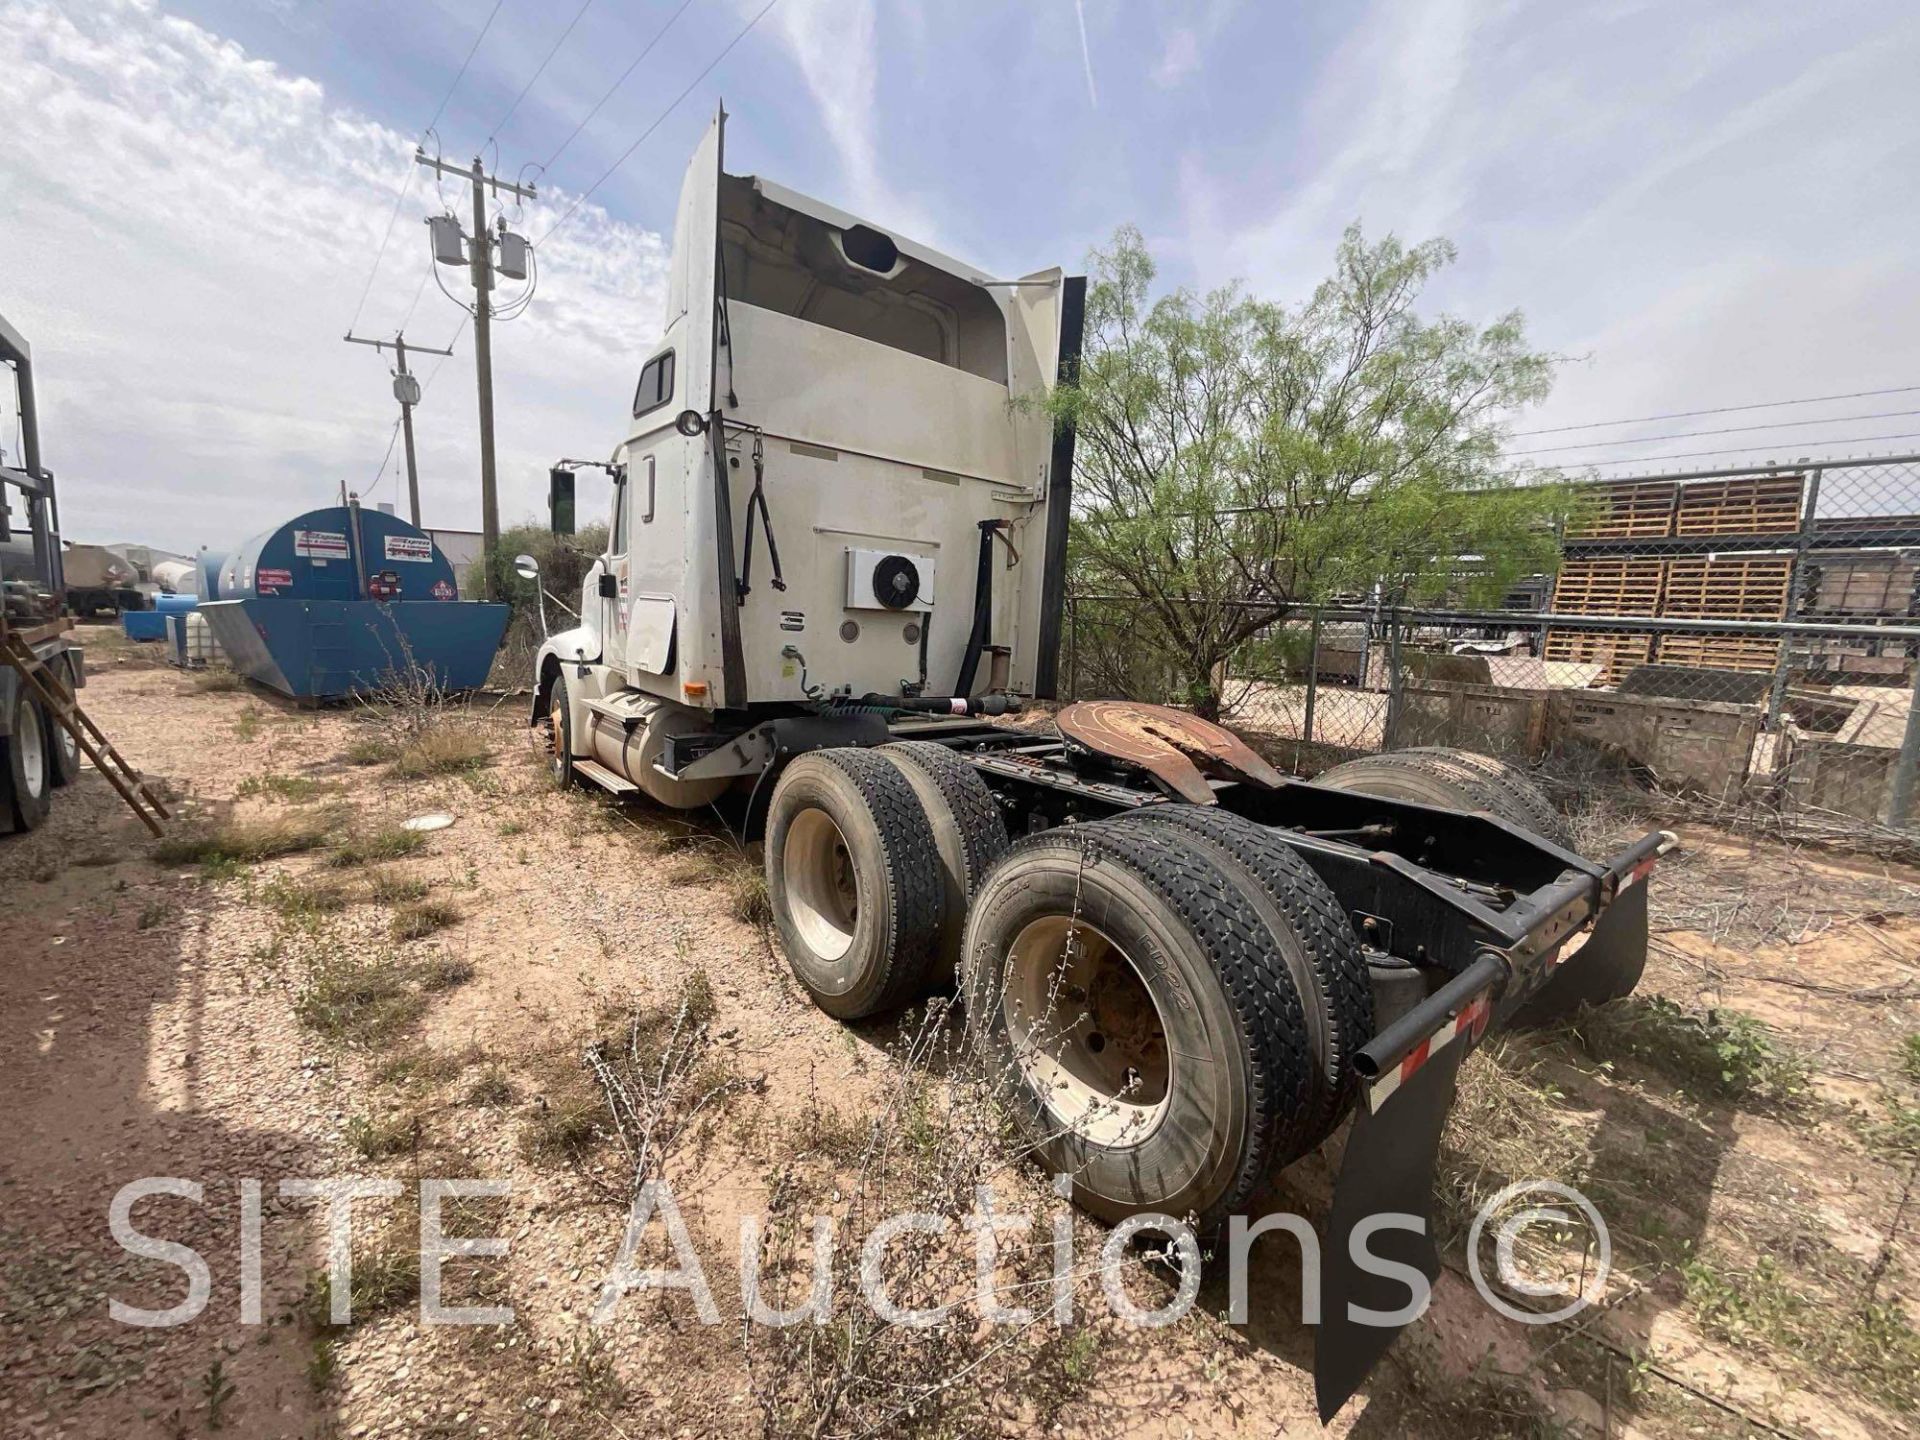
[597,572,618,599]
[674,409,708,438]
[513,553,540,583]
[548,467,576,535]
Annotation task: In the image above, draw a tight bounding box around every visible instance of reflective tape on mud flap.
[1362,992,1492,1114]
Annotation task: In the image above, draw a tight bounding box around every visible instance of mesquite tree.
[1055,223,1567,718]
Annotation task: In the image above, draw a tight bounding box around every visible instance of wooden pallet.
[1661,555,1793,620]
[1672,474,1805,535]
[1564,480,1677,540]
[1550,556,1667,617]
[1544,629,1654,686]
[1654,633,1783,674]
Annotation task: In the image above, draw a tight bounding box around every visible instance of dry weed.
[151,811,335,868]
[390,725,492,780]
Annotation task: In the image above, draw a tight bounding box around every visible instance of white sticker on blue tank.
[294,530,349,559]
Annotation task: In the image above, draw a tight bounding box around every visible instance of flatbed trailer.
[0,310,86,832]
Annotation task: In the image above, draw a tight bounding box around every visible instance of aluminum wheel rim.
[1001,916,1171,1147]
[784,807,858,965]
[16,703,45,795]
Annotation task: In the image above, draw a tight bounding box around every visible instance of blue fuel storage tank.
[217,506,461,603]
[198,505,508,700]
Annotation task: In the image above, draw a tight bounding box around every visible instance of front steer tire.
[546,678,577,790]
[961,818,1320,1235]
[766,748,944,1020]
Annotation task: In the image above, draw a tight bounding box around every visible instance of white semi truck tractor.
[528,110,1674,1419]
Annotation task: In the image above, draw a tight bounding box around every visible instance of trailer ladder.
[0,620,170,835]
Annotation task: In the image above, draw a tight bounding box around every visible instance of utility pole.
[343,331,456,527]
[416,150,535,601]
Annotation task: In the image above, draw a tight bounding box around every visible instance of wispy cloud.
[1074,0,1099,108]
[1176,0,1920,458]
[1153,28,1200,89]
[765,0,937,239]
[0,0,667,550]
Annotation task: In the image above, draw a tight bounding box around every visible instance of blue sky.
[3,0,1918,553]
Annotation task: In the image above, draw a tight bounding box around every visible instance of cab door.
[602,473,629,672]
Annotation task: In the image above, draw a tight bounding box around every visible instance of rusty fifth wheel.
[1056,699,1285,803]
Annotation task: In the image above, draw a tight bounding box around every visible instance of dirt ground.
[2,641,1917,1439]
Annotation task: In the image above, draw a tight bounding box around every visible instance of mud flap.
[1314,1035,1469,1422]
[1510,873,1650,1026]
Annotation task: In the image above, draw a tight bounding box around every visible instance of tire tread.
[800,747,944,1015]
[981,819,1319,1229]
[1121,805,1372,1150]
[879,740,1010,895]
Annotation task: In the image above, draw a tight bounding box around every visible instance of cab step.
[572,757,639,795]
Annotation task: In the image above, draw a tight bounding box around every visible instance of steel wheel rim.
[1001,916,1171,1147]
[784,807,859,966]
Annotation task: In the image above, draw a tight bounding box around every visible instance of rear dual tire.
[1313,746,1575,850]
[45,657,80,788]
[961,811,1365,1233]
[765,743,1011,1019]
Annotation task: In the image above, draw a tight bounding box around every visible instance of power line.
[425,0,509,136]
[538,0,703,175]
[1509,384,1920,438]
[396,255,436,335]
[1507,407,1920,457]
[368,415,404,498]
[487,0,598,145]
[423,316,473,396]
[346,167,417,337]
[540,0,780,246]
[347,0,509,335]
[1523,432,1920,471]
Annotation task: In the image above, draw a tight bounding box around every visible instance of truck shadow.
[1211,1026,1743,1433]
[0,775,340,1436]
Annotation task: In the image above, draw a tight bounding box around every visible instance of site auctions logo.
[104,1174,1609,1331]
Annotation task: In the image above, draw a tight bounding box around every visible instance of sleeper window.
[632,350,675,418]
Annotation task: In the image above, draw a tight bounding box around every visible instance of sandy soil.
[1,647,1916,1439]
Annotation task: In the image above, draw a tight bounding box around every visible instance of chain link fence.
[1063,453,1920,851]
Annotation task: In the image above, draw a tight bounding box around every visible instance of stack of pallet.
[1547,473,1805,685]
[1545,556,1663,682]
[1673,475,1803,536]
[1658,554,1793,671]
